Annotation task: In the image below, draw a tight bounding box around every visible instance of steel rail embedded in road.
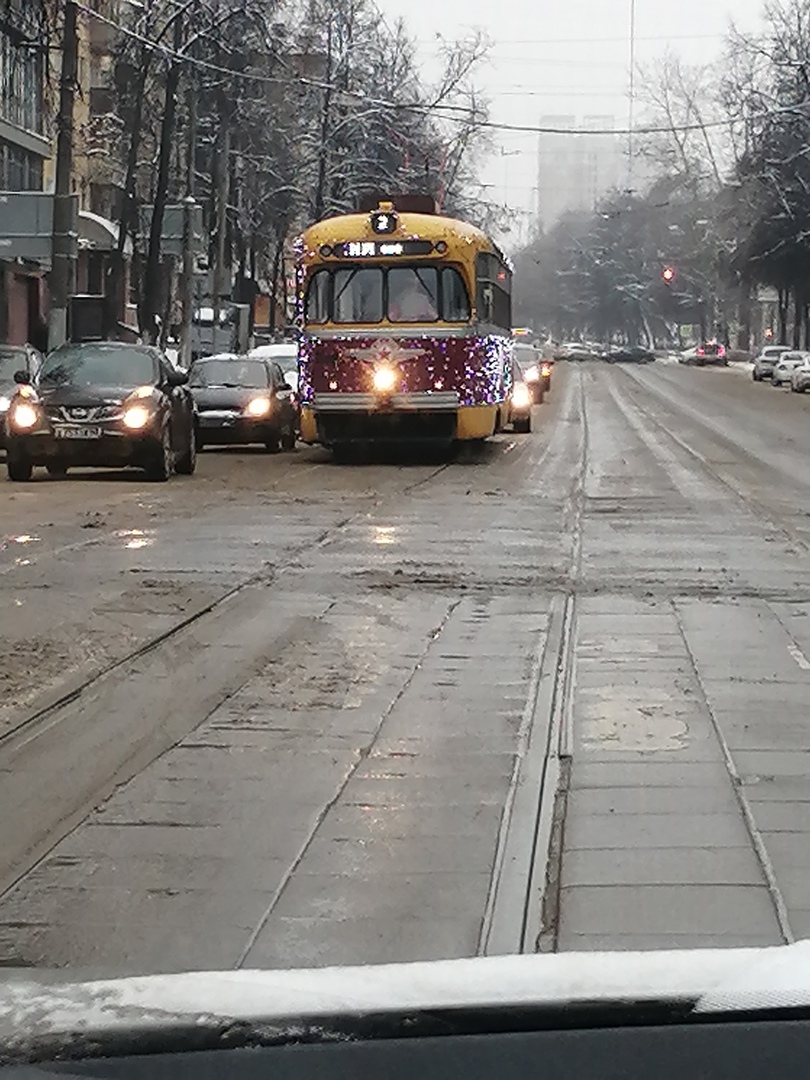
[480,368,588,956]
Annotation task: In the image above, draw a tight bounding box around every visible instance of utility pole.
[627,0,637,194]
[179,75,197,369]
[142,13,184,344]
[210,120,231,354]
[49,0,78,350]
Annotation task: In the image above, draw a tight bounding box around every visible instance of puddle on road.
[117,529,156,551]
[579,686,692,752]
[372,526,398,546]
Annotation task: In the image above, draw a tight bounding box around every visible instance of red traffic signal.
[662,266,675,283]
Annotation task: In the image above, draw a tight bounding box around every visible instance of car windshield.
[12,0,810,1050]
[0,348,27,379]
[39,346,156,387]
[514,346,539,368]
[190,360,268,388]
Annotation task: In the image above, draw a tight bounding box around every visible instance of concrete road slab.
[558,884,781,938]
[560,847,765,888]
[566,785,739,816]
[563,812,753,850]
[559,933,781,952]
[569,761,735,788]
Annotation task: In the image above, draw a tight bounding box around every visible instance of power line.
[75,3,782,139]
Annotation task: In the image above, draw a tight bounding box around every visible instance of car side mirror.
[279,382,293,393]
[167,369,188,387]
[13,370,31,385]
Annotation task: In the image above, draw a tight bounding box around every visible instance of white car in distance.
[771,351,809,387]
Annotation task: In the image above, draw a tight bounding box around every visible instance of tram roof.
[299,210,501,259]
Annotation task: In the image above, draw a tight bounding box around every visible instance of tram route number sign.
[336,239,434,258]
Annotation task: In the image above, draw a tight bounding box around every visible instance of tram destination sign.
[334,239,435,258]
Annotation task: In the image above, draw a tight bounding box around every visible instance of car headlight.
[0,395,10,413]
[245,396,272,417]
[372,367,397,393]
[523,366,540,383]
[122,405,152,430]
[10,401,38,430]
[512,382,532,409]
[541,364,551,377]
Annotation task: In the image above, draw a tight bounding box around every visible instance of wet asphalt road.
[1,359,810,973]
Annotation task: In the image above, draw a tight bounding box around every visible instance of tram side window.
[476,252,512,330]
[305,270,330,324]
[388,267,439,322]
[334,268,384,323]
[441,268,471,322]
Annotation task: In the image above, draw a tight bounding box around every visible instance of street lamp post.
[627,0,636,193]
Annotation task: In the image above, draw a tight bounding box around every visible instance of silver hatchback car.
[772,351,809,387]
[752,345,791,380]
[790,354,810,393]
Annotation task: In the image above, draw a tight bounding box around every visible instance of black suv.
[4,341,196,481]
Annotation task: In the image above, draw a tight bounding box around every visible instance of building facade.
[536,115,624,234]
[0,0,51,344]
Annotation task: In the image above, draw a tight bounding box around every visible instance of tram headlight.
[372,366,397,394]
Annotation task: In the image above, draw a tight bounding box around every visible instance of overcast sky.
[376,0,767,248]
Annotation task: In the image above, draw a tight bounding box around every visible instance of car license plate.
[201,414,235,426]
[54,426,102,440]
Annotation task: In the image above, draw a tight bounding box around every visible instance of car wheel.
[280,424,296,451]
[145,425,172,481]
[46,461,68,478]
[175,425,197,475]
[7,452,32,482]
[753,372,761,381]
[264,432,280,453]
[513,416,531,434]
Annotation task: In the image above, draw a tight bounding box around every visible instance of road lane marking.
[788,642,810,670]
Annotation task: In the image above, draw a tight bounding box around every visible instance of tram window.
[476,251,512,329]
[388,267,439,322]
[441,268,471,322]
[333,268,384,323]
[305,270,330,324]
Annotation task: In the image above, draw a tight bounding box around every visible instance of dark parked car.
[604,344,656,363]
[189,354,297,452]
[0,344,44,448]
[4,341,196,482]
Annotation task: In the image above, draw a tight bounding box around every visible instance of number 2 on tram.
[296,197,514,450]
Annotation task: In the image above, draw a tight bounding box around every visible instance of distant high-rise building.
[535,116,623,233]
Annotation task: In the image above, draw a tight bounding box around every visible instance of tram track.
[479,367,588,955]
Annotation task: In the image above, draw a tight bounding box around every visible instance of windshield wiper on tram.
[334,269,361,308]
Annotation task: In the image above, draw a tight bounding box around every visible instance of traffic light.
[662,266,675,284]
